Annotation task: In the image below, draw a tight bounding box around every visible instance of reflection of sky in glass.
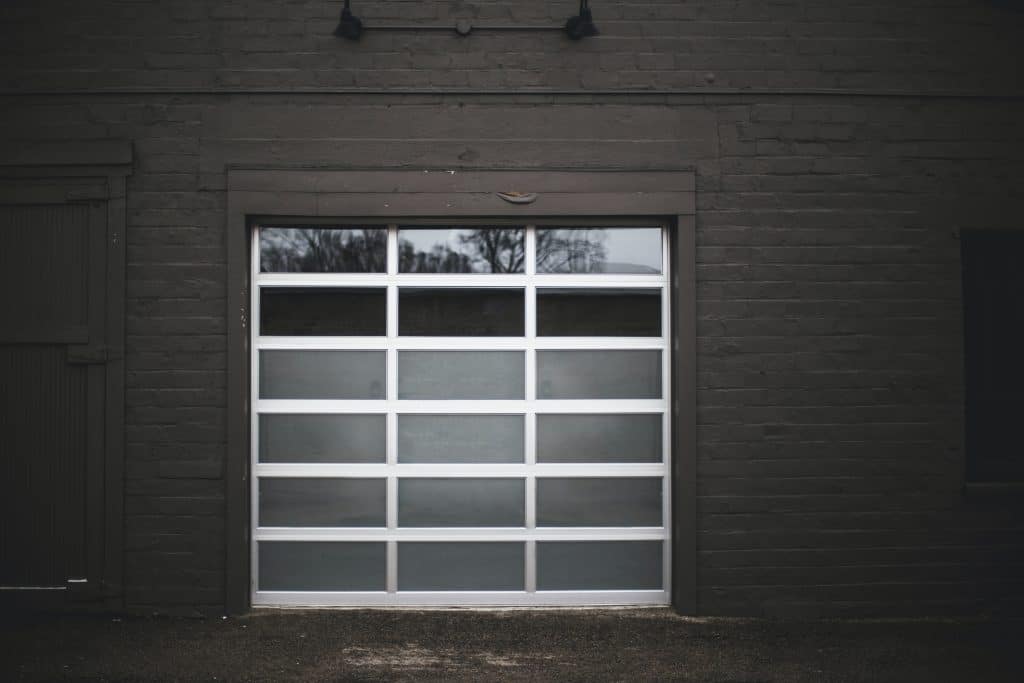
[399,227,525,273]
[537,227,662,274]
[401,229,467,254]
[601,228,662,273]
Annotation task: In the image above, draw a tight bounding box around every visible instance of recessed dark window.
[398,227,525,273]
[399,288,524,336]
[260,287,386,336]
[961,230,1024,482]
[538,288,661,336]
[260,227,386,272]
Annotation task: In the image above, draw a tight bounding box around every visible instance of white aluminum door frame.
[250,222,671,607]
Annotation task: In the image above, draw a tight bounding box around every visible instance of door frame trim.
[226,167,696,614]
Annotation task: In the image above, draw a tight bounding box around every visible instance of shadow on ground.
[2,609,1022,681]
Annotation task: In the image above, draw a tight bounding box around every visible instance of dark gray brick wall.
[1,1,1022,93]
[1,0,1023,616]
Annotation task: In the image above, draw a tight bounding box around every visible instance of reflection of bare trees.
[468,229,525,273]
[260,226,615,275]
[260,228,387,272]
[399,228,525,273]
[536,229,607,273]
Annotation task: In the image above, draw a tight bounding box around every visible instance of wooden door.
[0,188,112,602]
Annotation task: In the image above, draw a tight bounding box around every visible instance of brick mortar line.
[2,88,1023,99]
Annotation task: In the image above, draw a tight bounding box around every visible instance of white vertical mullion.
[250,225,262,599]
[524,226,538,592]
[386,224,399,593]
[387,224,399,276]
[525,225,536,277]
[661,224,673,595]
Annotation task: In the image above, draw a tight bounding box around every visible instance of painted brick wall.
[1,0,1023,616]
[1,1,1023,92]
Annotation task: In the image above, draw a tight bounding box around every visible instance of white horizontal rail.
[255,463,666,477]
[256,274,666,288]
[256,336,666,350]
[256,399,667,413]
[253,590,669,607]
[255,528,668,541]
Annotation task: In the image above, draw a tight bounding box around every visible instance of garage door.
[251,222,670,606]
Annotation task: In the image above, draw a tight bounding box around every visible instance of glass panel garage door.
[251,223,671,606]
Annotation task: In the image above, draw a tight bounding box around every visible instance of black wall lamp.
[334,1,598,40]
[565,0,599,40]
[334,0,363,40]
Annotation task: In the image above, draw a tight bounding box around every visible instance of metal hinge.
[67,345,123,365]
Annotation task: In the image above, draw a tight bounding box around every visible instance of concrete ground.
[1,609,1022,682]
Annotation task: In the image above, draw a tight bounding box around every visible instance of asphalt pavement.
[2,608,1021,681]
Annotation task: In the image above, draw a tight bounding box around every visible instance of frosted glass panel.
[536,228,662,274]
[259,478,385,527]
[398,414,524,463]
[537,541,662,590]
[260,350,385,399]
[536,478,662,527]
[398,478,524,527]
[259,414,385,463]
[537,350,661,399]
[398,542,524,591]
[398,351,524,399]
[536,414,661,463]
[258,541,386,591]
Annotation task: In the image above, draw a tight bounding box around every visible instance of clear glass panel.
[398,414,524,463]
[536,227,662,274]
[537,541,662,590]
[399,288,524,336]
[536,477,662,527]
[260,287,386,336]
[260,350,385,399]
[536,414,662,463]
[537,289,661,337]
[259,478,386,527]
[258,541,386,591]
[398,478,525,527]
[398,227,525,273]
[536,350,661,399]
[398,542,525,591]
[259,414,385,463]
[260,227,386,273]
[398,351,524,400]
